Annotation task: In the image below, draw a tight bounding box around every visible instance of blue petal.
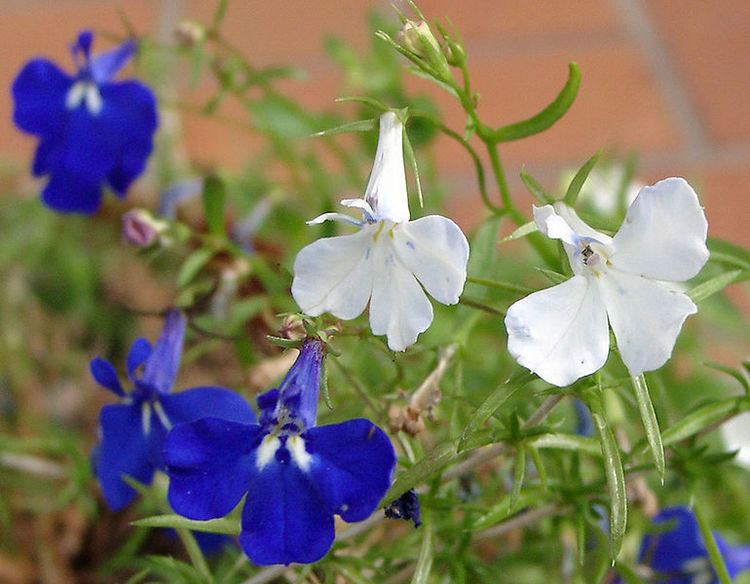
[274,339,325,430]
[90,40,136,84]
[725,544,750,579]
[72,30,94,65]
[98,80,158,196]
[306,418,396,522]
[41,172,103,214]
[641,507,705,573]
[573,399,594,437]
[96,402,158,510]
[141,310,185,395]
[127,337,152,381]
[32,138,58,177]
[240,460,334,565]
[12,59,72,137]
[165,418,262,520]
[89,357,125,396]
[160,386,257,426]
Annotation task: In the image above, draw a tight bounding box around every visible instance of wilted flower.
[292,112,469,351]
[505,178,709,387]
[12,30,158,214]
[90,310,255,510]
[385,489,422,528]
[122,208,168,247]
[631,506,750,583]
[164,338,396,565]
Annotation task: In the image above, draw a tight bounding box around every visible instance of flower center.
[255,433,312,472]
[66,81,103,115]
[576,240,611,276]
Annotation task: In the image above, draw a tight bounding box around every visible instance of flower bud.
[122,209,168,247]
[175,20,206,48]
[397,20,450,80]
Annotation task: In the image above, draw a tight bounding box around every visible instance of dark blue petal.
[240,460,334,565]
[89,357,125,396]
[165,418,262,520]
[141,310,185,395]
[127,337,152,381]
[306,418,395,522]
[573,399,594,437]
[12,59,72,136]
[273,339,324,430]
[90,40,136,84]
[32,138,57,177]
[640,507,706,574]
[98,80,158,196]
[160,387,257,426]
[72,30,94,66]
[96,402,157,510]
[41,172,103,214]
[384,489,421,528]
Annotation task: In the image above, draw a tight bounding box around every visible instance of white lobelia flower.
[505,177,709,387]
[720,412,750,469]
[291,112,470,351]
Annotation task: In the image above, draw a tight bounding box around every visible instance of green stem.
[693,501,732,584]
[459,296,505,316]
[484,139,516,217]
[467,275,532,295]
[175,527,212,581]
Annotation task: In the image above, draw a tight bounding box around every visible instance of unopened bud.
[397,20,450,80]
[122,209,168,248]
[175,20,206,48]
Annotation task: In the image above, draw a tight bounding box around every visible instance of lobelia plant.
[4,1,750,582]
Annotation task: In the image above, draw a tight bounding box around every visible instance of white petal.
[341,198,376,222]
[505,275,609,387]
[612,177,709,281]
[291,227,375,319]
[720,412,750,470]
[392,216,470,305]
[306,212,363,227]
[599,268,697,376]
[364,112,410,223]
[369,242,433,351]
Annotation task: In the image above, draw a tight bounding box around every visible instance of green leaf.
[202,175,226,237]
[469,487,548,531]
[527,432,602,457]
[132,514,240,535]
[688,269,748,303]
[177,248,214,288]
[313,118,376,137]
[708,237,750,271]
[661,398,742,446]
[520,169,555,205]
[384,441,457,503]
[563,151,601,206]
[411,518,434,584]
[705,362,750,392]
[334,95,389,112]
[631,375,665,482]
[403,126,424,208]
[510,445,526,511]
[500,221,538,243]
[693,502,732,584]
[589,393,627,561]
[494,62,581,142]
[211,0,229,30]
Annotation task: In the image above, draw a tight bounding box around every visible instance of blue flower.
[164,338,397,566]
[12,30,158,214]
[91,309,256,511]
[384,489,422,528]
[634,506,750,583]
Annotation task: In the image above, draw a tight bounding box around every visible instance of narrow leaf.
[500,221,538,243]
[202,175,226,237]
[708,237,750,271]
[688,269,747,303]
[132,514,240,535]
[528,432,602,457]
[410,519,434,584]
[211,0,229,29]
[335,95,389,112]
[494,62,581,142]
[705,362,750,392]
[520,169,555,205]
[661,398,742,447]
[177,248,214,288]
[510,445,526,511]
[590,394,627,561]
[384,441,457,503]
[631,375,665,482]
[313,118,376,137]
[693,502,732,584]
[403,127,424,207]
[470,487,548,531]
[563,151,601,206]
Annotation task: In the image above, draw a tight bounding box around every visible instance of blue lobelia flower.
[90,309,255,511]
[12,30,158,214]
[164,338,397,566]
[634,506,750,583]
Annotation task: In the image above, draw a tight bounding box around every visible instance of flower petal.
[612,178,709,281]
[599,269,696,376]
[639,507,707,575]
[306,419,396,523]
[12,58,72,137]
[364,112,410,223]
[392,215,469,305]
[292,227,375,320]
[505,275,609,387]
[126,337,152,381]
[141,309,185,394]
[165,418,262,520]
[720,412,750,470]
[369,243,433,351]
[41,173,103,214]
[90,40,136,84]
[96,402,157,510]
[160,387,257,426]
[240,461,333,565]
[89,357,124,396]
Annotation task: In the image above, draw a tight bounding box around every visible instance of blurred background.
[2,0,750,243]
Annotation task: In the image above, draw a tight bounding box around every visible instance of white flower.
[561,162,643,215]
[721,412,750,469]
[292,112,470,351]
[505,177,709,387]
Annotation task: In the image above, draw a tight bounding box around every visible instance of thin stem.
[467,276,533,295]
[474,503,563,541]
[459,296,505,316]
[693,502,732,584]
[175,527,212,581]
[484,139,516,217]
